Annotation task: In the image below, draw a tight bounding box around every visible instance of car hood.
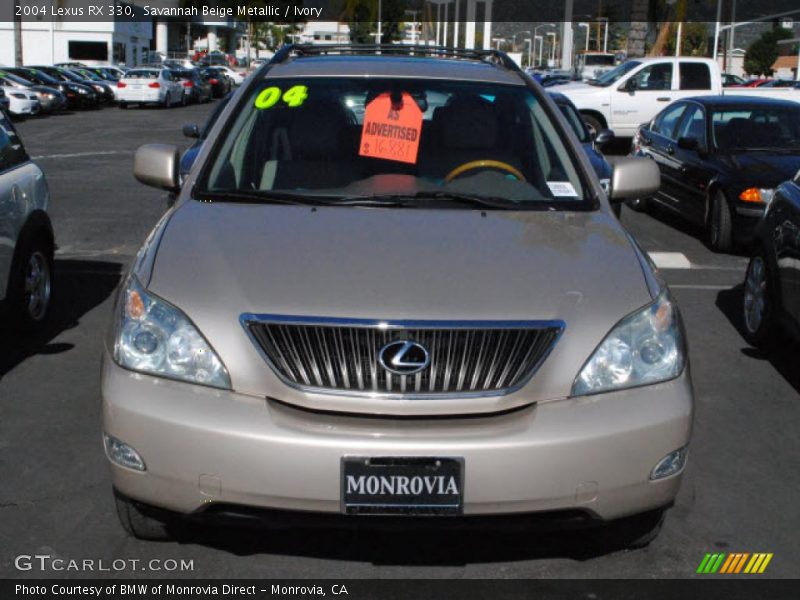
[144,202,654,413]
[723,152,800,187]
[556,82,604,94]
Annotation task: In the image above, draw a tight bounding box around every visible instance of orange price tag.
[359,92,423,164]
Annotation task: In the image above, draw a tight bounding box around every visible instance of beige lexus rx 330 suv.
[102,45,693,545]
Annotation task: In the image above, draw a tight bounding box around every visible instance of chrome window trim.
[240,313,565,400]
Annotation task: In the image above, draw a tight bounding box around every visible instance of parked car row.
[621,92,800,354]
[0,63,241,117]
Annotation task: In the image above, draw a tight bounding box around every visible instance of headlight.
[10,92,26,99]
[92,84,104,93]
[572,291,685,396]
[77,87,88,94]
[113,276,231,389]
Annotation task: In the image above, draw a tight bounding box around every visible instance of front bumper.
[102,355,693,522]
[9,98,39,115]
[37,95,67,113]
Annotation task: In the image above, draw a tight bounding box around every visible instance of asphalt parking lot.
[1,102,798,579]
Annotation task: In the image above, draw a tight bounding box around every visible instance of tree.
[744,27,794,77]
[340,0,405,44]
[13,5,23,66]
[663,22,708,56]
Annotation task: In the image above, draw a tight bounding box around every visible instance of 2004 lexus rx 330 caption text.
[101,45,693,544]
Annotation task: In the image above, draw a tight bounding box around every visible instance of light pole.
[377,0,382,44]
[547,31,557,67]
[492,37,505,50]
[578,22,589,52]
[535,35,543,66]
[525,38,532,67]
[598,17,609,53]
[533,24,555,67]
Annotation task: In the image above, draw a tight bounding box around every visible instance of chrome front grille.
[242,315,563,398]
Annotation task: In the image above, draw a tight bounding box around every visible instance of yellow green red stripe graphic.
[696,552,773,574]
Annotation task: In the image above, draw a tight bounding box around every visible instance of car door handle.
[657,97,671,102]
[666,145,675,155]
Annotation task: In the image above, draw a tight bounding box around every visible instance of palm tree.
[13,2,23,66]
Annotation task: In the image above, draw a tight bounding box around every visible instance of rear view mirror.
[622,78,638,93]
[594,129,615,148]
[609,157,660,201]
[133,144,180,192]
[182,123,200,138]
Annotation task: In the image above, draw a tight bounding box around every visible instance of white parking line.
[648,252,692,269]
[31,150,131,160]
[668,284,733,290]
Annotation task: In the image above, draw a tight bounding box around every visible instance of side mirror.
[609,157,660,202]
[677,136,698,151]
[133,144,180,192]
[182,123,200,138]
[594,129,615,148]
[621,78,638,93]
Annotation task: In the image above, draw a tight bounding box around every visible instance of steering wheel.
[445,160,526,183]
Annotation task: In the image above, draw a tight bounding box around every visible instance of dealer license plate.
[341,456,464,515]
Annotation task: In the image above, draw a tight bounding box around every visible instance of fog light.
[650,447,687,480]
[103,433,146,471]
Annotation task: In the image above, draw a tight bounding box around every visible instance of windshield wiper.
[194,190,313,205]
[331,192,525,210]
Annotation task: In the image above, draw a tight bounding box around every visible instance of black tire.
[6,230,53,330]
[708,190,734,253]
[181,91,187,107]
[743,249,778,348]
[582,113,603,138]
[163,92,171,108]
[114,494,173,541]
[118,102,127,109]
[626,196,649,213]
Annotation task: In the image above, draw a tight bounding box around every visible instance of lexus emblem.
[378,340,430,375]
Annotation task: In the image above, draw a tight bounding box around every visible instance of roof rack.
[269,44,522,73]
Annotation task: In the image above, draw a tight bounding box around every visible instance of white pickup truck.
[558,57,800,137]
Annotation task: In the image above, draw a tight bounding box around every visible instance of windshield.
[712,106,800,151]
[58,69,85,83]
[0,70,32,87]
[590,60,641,86]
[583,55,616,67]
[16,68,58,85]
[125,70,160,80]
[74,69,101,81]
[199,77,589,210]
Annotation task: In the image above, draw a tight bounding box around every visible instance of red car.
[739,78,772,87]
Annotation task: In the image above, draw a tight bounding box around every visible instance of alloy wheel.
[743,256,767,334]
[24,250,51,321]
